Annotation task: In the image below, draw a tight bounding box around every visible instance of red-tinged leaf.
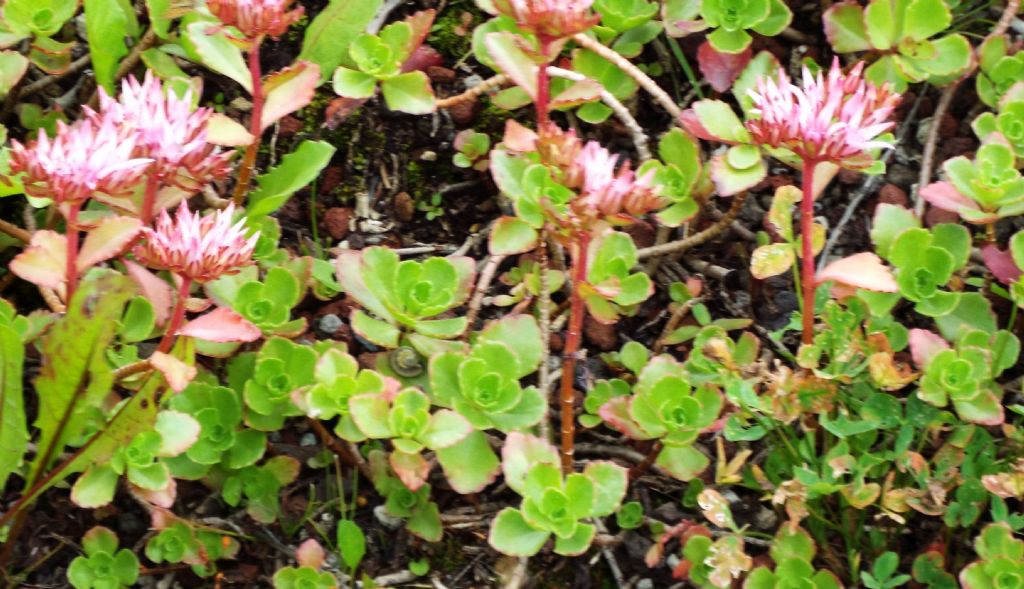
[206,112,254,146]
[399,10,437,60]
[921,181,980,214]
[296,539,326,569]
[502,119,538,152]
[485,31,537,100]
[401,44,443,73]
[908,328,949,368]
[129,478,176,508]
[10,230,66,290]
[982,244,1022,285]
[123,260,173,326]
[78,216,142,271]
[598,397,653,440]
[261,61,320,132]
[149,351,197,393]
[550,79,602,109]
[178,306,261,342]
[390,450,430,491]
[817,252,898,292]
[697,41,751,92]
[679,109,723,142]
[324,96,368,129]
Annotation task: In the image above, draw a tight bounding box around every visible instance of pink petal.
[123,260,173,326]
[179,307,261,342]
[817,252,898,292]
[920,181,979,213]
[908,329,950,369]
[982,244,1022,285]
[150,351,197,393]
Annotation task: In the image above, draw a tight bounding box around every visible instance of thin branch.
[572,33,681,120]
[464,254,506,336]
[0,218,30,243]
[636,191,748,261]
[21,54,92,97]
[548,66,652,161]
[435,74,509,109]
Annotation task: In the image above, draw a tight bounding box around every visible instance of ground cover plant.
[0,0,1023,586]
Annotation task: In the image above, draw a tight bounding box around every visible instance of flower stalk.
[64,202,81,301]
[157,276,192,353]
[233,36,265,205]
[800,159,818,345]
[559,230,590,473]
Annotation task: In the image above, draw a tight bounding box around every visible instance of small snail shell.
[389,346,424,377]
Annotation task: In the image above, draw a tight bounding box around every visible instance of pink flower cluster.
[570,141,664,219]
[135,202,258,283]
[207,0,304,39]
[492,0,599,39]
[10,114,151,205]
[100,72,231,191]
[746,59,901,169]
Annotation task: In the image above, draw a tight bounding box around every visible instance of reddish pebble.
[319,166,343,195]
[837,169,863,185]
[449,96,478,127]
[877,183,908,208]
[924,204,961,227]
[623,219,656,249]
[583,317,617,351]
[323,207,353,240]
[393,191,415,222]
[278,115,302,136]
[427,66,456,83]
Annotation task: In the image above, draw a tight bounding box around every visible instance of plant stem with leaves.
[65,202,81,301]
[232,36,265,205]
[157,276,192,353]
[800,160,818,345]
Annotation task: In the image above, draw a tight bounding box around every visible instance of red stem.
[800,159,818,345]
[560,230,590,474]
[232,36,264,206]
[535,37,552,128]
[65,202,81,302]
[140,172,160,225]
[157,276,192,353]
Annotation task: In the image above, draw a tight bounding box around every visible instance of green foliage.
[941,144,1024,223]
[488,433,627,556]
[973,99,1024,163]
[701,0,791,53]
[961,523,1024,589]
[861,552,910,589]
[222,456,300,523]
[742,527,841,589]
[882,225,969,316]
[917,330,1017,425]
[145,520,240,577]
[67,527,139,589]
[332,11,437,114]
[84,0,132,93]
[368,449,443,541]
[208,266,306,337]
[0,299,27,491]
[336,246,475,355]
[273,566,338,589]
[976,35,1024,107]
[823,0,971,91]
[300,0,382,81]
[582,228,653,323]
[240,337,318,430]
[248,141,337,221]
[453,129,491,170]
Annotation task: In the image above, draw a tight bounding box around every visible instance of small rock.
[278,115,303,136]
[419,150,437,162]
[939,137,976,160]
[323,207,354,240]
[652,501,685,522]
[636,580,654,589]
[426,65,456,83]
[885,164,919,188]
[300,433,317,447]
[393,191,416,222]
[318,313,344,336]
[319,166,344,195]
[925,204,960,227]
[753,507,779,530]
[877,183,908,208]
[584,317,617,351]
[449,96,478,127]
[837,169,863,185]
[374,505,405,530]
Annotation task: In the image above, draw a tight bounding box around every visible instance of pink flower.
[746,59,901,169]
[9,113,151,205]
[99,73,231,192]
[570,141,664,218]
[491,0,599,39]
[135,202,258,283]
[207,0,304,39]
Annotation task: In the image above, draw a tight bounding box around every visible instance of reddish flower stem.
[232,36,265,206]
[560,230,590,474]
[157,276,192,353]
[800,159,819,345]
[140,173,160,225]
[65,201,81,302]
[536,37,552,128]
